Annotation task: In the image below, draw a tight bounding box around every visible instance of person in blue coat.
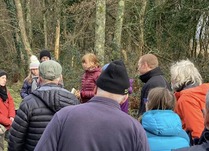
[141,87,190,151]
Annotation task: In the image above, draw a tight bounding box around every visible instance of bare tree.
[95,0,106,64]
[54,0,61,60]
[54,20,61,60]
[113,0,125,52]
[25,0,32,46]
[42,0,48,48]
[138,0,147,56]
[14,0,32,55]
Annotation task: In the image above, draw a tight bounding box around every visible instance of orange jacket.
[175,83,209,139]
[0,91,15,129]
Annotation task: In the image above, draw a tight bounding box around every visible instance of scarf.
[0,86,8,102]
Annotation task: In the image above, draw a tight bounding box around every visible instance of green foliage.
[1,0,209,112]
[59,43,83,90]
[7,82,22,109]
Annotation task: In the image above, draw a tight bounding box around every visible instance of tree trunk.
[14,0,32,56]
[95,0,106,64]
[25,0,32,46]
[138,0,147,56]
[54,0,61,60]
[43,0,48,48]
[54,20,60,60]
[113,0,125,53]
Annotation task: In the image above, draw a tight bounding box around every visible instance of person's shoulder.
[123,113,142,127]
[56,104,83,118]
[21,93,38,105]
[149,74,167,82]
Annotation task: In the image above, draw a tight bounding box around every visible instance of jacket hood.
[142,110,182,136]
[32,84,79,112]
[175,83,209,104]
[139,67,164,83]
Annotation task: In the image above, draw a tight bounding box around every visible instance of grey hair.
[206,91,209,110]
[96,88,127,103]
[170,59,202,90]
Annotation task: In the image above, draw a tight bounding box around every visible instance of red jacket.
[0,91,16,129]
[80,67,101,103]
[175,83,209,139]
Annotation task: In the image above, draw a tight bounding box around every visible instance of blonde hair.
[82,53,100,67]
[170,59,202,91]
[140,54,158,69]
[146,87,175,110]
[25,72,32,83]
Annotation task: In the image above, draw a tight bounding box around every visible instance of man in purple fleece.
[35,60,150,151]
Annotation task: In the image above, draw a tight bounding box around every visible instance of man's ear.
[144,62,149,69]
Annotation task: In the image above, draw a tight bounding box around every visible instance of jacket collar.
[89,96,121,110]
[139,67,163,83]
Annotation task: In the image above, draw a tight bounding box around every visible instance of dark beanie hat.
[96,60,130,95]
[39,50,51,60]
[0,70,7,77]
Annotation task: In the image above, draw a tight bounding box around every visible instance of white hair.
[170,59,202,90]
[96,88,127,103]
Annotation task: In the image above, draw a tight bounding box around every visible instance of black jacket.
[172,128,209,151]
[172,141,209,151]
[8,84,79,151]
[138,67,171,116]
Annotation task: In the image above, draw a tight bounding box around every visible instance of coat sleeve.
[34,114,61,151]
[0,113,11,127]
[8,101,30,151]
[20,80,30,99]
[175,95,204,139]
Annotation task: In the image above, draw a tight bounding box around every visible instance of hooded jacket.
[8,84,79,151]
[142,110,190,151]
[175,83,209,139]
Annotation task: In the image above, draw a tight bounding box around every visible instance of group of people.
[0,51,208,151]
[137,54,209,150]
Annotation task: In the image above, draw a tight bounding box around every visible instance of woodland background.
[0,0,209,114]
